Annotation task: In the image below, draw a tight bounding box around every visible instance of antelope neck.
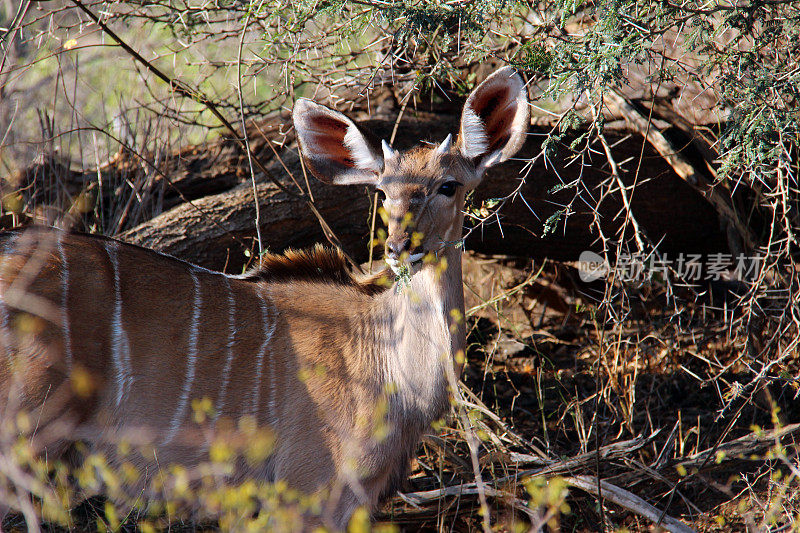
[372,242,465,417]
[406,243,464,339]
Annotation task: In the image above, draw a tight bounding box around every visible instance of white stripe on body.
[0,233,20,360]
[58,233,73,371]
[215,276,237,420]
[164,270,203,445]
[252,290,277,423]
[106,240,133,407]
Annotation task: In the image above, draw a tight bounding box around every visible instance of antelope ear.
[458,67,530,180]
[293,98,383,185]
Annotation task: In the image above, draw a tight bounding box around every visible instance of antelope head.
[293,67,529,275]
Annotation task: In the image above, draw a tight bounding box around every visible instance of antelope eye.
[437,181,461,197]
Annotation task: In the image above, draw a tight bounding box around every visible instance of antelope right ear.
[293,98,383,186]
[458,67,530,182]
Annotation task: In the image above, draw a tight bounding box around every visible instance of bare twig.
[564,475,696,533]
[675,422,800,472]
[236,9,262,257]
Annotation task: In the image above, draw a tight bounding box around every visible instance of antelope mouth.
[385,250,426,274]
[407,251,425,264]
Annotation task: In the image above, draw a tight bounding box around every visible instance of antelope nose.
[386,236,411,259]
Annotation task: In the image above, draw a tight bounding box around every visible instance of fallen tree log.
[121,149,374,272]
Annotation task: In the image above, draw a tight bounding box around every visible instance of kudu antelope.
[0,67,529,527]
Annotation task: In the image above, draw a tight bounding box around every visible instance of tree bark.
[122,149,373,273]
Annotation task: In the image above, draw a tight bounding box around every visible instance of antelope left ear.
[458,67,530,184]
[293,98,383,186]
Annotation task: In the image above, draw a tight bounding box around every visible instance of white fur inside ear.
[476,149,504,175]
[460,107,488,159]
[344,125,381,171]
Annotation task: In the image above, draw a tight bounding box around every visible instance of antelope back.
[0,229,281,450]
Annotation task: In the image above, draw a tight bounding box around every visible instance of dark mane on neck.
[242,245,391,295]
